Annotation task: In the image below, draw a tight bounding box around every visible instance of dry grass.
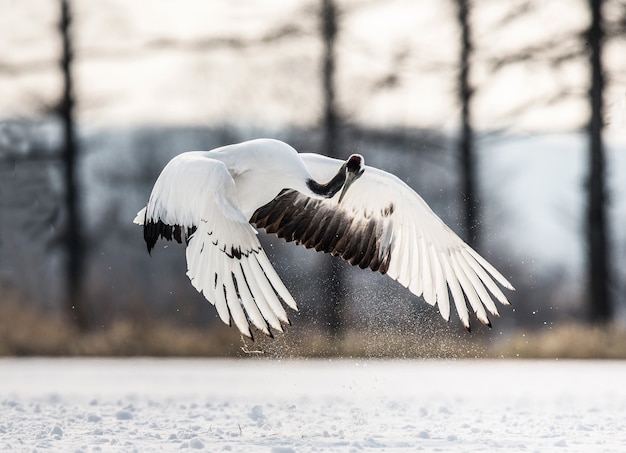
[0,301,242,357]
[2,298,626,359]
[0,301,483,358]
[489,323,626,359]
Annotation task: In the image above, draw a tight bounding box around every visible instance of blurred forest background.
[1,0,626,358]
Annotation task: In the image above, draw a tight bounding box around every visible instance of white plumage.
[134,138,514,338]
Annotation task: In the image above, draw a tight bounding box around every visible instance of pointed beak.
[338,169,363,203]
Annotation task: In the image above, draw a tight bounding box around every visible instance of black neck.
[306,164,346,198]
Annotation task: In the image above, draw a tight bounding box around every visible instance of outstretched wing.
[134,153,297,339]
[251,153,514,330]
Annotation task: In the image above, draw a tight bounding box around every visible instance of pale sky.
[1,0,624,135]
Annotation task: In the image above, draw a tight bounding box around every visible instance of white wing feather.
[300,153,513,329]
[137,153,297,338]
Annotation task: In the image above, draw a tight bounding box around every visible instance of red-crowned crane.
[134,138,514,338]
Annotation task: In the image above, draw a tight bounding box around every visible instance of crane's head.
[338,154,365,203]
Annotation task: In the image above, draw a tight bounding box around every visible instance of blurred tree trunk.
[455,0,480,250]
[59,0,87,330]
[320,0,344,337]
[586,0,612,323]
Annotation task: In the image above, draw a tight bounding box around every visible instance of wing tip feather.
[133,207,146,225]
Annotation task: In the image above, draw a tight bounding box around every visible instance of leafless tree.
[455,0,480,249]
[59,0,87,329]
[585,0,612,323]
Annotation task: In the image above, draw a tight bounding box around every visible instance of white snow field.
[1,359,625,452]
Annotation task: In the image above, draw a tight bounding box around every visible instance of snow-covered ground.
[1,358,625,452]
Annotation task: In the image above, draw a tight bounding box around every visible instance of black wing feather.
[250,190,393,275]
[144,217,196,254]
